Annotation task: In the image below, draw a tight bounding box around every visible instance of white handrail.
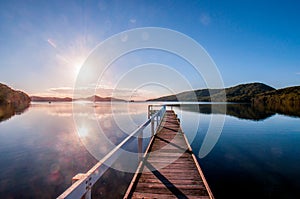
[57,105,166,199]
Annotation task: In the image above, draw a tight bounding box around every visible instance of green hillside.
[148,82,275,102]
[252,86,300,117]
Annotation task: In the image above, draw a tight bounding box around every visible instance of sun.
[71,57,86,77]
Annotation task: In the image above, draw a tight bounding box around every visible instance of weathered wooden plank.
[149,148,188,153]
[146,158,194,164]
[132,192,211,199]
[138,173,202,180]
[142,168,201,174]
[147,160,193,164]
[151,144,187,149]
[135,182,205,189]
[149,152,190,157]
[139,178,204,185]
[143,164,196,169]
[132,192,177,199]
[134,187,208,195]
[152,141,187,146]
[147,155,191,159]
[154,138,186,142]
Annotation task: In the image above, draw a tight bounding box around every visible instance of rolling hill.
[252,86,300,117]
[148,82,276,102]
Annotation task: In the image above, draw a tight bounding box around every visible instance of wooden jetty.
[124,110,214,199]
[57,107,214,199]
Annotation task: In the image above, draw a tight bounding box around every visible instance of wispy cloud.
[47,38,57,48]
[129,18,136,24]
[200,13,211,26]
[49,87,74,94]
[56,54,71,64]
[296,72,300,75]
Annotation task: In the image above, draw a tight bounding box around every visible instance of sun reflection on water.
[77,126,89,138]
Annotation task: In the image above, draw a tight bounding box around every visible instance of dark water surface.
[0,102,299,198]
[176,104,300,199]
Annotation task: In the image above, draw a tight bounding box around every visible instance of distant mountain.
[31,96,73,102]
[0,83,31,122]
[79,95,125,102]
[30,95,125,102]
[148,82,275,102]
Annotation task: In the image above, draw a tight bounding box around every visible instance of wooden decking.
[124,110,214,199]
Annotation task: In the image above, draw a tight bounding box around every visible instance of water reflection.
[254,100,300,118]
[2,101,300,124]
[1,101,299,198]
[0,102,152,199]
[0,104,29,122]
[0,103,98,198]
[176,103,300,120]
[175,103,276,120]
[175,105,300,199]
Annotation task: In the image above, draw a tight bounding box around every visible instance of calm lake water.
[0,102,299,198]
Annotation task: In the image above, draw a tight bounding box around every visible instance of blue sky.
[0,0,299,98]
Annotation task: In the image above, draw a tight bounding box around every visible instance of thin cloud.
[48,86,152,100]
[129,18,136,24]
[49,86,130,96]
[56,54,71,64]
[47,38,57,48]
[200,13,211,26]
[49,87,74,94]
[296,72,300,75]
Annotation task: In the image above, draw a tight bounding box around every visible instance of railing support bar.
[151,117,154,136]
[72,174,91,199]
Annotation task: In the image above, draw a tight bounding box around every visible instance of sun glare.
[74,62,82,76]
[72,58,85,77]
[77,126,89,138]
[49,37,90,82]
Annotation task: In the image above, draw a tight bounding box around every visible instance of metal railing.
[57,105,166,199]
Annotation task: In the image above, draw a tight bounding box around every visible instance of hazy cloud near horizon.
[47,86,155,100]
